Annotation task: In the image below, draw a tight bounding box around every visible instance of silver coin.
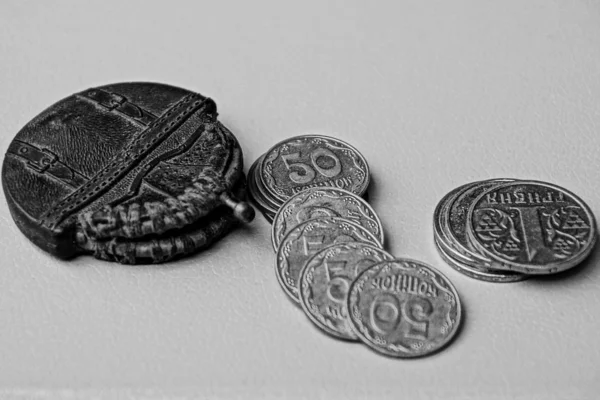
[444,179,515,267]
[247,181,276,220]
[298,242,394,340]
[467,180,597,274]
[434,180,528,282]
[347,259,462,358]
[433,184,468,245]
[260,135,370,203]
[250,197,275,223]
[435,180,527,280]
[247,163,276,223]
[247,157,278,215]
[433,182,478,266]
[272,187,384,251]
[435,235,527,283]
[275,217,382,303]
[252,156,281,210]
[252,154,285,210]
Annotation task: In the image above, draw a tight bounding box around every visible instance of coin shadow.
[304,315,363,344]
[379,221,397,255]
[363,170,377,202]
[362,175,400,253]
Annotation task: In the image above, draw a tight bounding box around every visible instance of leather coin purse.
[2,82,254,264]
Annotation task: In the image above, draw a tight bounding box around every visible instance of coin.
[467,180,597,274]
[298,242,394,340]
[443,179,521,268]
[247,186,274,222]
[272,187,384,250]
[434,235,527,283]
[433,182,476,265]
[260,135,370,203]
[347,259,462,358]
[253,155,284,210]
[433,179,529,282]
[275,217,382,303]
[247,156,278,220]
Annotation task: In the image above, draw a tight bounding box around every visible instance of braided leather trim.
[76,177,247,264]
[77,167,228,239]
[78,207,236,264]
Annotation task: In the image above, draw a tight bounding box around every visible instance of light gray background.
[1,0,599,398]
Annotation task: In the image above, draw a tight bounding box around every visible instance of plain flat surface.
[1,0,600,398]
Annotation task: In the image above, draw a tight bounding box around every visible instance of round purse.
[2,82,254,264]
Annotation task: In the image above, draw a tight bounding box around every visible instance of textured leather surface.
[1,0,599,398]
[2,80,247,263]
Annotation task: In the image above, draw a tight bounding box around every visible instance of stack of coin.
[434,179,597,282]
[249,134,463,358]
[271,190,462,358]
[248,135,370,222]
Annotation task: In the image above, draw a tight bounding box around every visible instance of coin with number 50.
[260,135,370,203]
[347,259,462,358]
[299,242,394,340]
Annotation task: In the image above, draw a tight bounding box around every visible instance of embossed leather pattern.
[1,0,599,398]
